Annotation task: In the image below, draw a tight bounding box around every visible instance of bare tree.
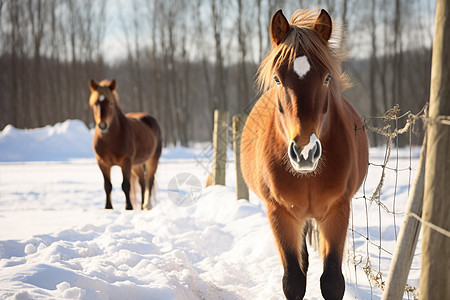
[211,0,228,112]
[256,0,264,62]
[235,0,250,110]
[193,0,213,105]
[340,0,348,50]
[120,0,145,112]
[144,0,162,126]
[27,0,48,126]
[5,0,26,127]
[66,0,81,120]
[392,0,403,112]
[369,0,380,146]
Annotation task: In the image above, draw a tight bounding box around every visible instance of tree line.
[0,0,434,146]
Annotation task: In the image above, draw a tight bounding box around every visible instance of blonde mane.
[256,9,350,97]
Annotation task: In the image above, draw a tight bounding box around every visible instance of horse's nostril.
[313,141,322,160]
[290,141,300,161]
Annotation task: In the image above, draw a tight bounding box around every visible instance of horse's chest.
[94,139,128,164]
[270,171,343,219]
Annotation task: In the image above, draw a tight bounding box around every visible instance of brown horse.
[241,9,368,299]
[89,79,162,210]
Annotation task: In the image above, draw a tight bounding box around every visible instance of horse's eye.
[324,75,332,85]
[274,76,281,86]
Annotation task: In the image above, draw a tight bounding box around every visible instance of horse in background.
[89,79,162,210]
[240,9,368,299]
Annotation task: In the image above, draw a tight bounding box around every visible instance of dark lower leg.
[320,251,345,300]
[122,178,132,210]
[139,177,145,209]
[267,206,307,300]
[301,227,309,274]
[318,204,349,300]
[148,177,154,195]
[282,249,307,300]
[104,176,113,209]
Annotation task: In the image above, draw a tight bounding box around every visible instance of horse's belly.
[133,143,156,164]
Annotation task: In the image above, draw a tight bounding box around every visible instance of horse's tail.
[140,115,162,210]
[142,115,163,158]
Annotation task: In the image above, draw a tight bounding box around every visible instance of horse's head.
[89,79,118,134]
[258,9,345,174]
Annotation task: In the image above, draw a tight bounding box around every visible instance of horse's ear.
[271,10,290,46]
[90,79,98,92]
[109,79,116,91]
[313,9,332,42]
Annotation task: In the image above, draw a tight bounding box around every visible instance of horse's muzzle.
[98,122,109,133]
[288,133,322,173]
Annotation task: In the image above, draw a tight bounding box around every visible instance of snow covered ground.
[0,120,421,299]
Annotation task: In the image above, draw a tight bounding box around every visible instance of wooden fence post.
[420,0,450,298]
[211,110,229,186]
[233,114,249,200]
[382,138,426,300]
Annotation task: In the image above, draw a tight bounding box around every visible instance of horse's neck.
[100,105,127,140]
[113,103,127,123]
[112,105,128,132]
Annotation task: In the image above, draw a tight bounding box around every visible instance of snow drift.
[0,121,420,299]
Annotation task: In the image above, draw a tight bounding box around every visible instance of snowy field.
[0,120,421,299]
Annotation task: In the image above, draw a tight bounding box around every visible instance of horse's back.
[127,113,161,138]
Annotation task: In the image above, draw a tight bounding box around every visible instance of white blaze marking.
[99,95,105,101]
[300,133,319,160]
[293,56,310,79]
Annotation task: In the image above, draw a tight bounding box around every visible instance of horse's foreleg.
[267,203,307,300]
[317,201,350,300]
[98,163,113,209]
[120,161,133,210]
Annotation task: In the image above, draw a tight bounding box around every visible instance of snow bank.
[0,186,285,300]
[0,121,220,163]
[0,120,94,162]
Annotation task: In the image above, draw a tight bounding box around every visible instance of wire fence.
[347,102,450,299]
[199,99,450,299]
